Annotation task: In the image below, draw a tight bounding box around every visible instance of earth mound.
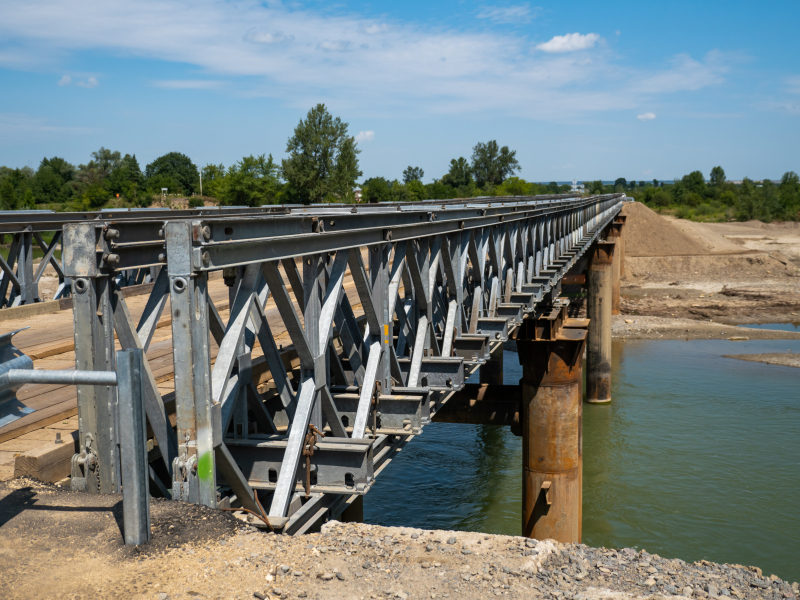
[621,202,708,256]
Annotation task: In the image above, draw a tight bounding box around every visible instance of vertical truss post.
[166,221,217,507]
[369,243,390,393]
[303,254,325,429]
[64,223,120,493]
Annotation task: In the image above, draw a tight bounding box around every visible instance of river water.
[363,339,800,582]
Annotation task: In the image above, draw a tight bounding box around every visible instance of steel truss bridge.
[1,193,625,539]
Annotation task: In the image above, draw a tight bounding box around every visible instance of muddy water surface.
[363,340,800,582]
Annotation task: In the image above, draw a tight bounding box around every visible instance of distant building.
[354,187,362,202]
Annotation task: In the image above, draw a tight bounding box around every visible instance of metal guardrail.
[8,193,623,534]
[0,330,149,544]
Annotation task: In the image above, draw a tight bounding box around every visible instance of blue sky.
[0,0,798,183]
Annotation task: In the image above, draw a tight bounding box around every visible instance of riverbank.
[722,352,800,369]
[1,478,797,600]
[611,315,800,341]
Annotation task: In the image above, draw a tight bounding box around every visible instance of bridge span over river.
[0,193,628,544]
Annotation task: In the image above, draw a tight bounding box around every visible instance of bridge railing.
[56,193,623,532]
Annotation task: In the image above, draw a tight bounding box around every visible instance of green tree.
[681,171,707,196]
[362,177,391,203]
[709,166,726,186]
[426,180,453,200]
[107,154,145,201]
[495,176,529,196]
[470,141,519,187]
[33,156,75,204]
[403,166,424,183]
[281,103,362,204]
[614,178,627,189]
[406,179,426,201]
[145,152,199,194]
[589,180,605,194]
[442,157,473,188]
[201,163,227,199]
[223,154,281,207]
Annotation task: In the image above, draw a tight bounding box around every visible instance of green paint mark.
[197,451,213,482]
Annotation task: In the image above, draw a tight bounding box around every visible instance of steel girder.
[61,193,624,531]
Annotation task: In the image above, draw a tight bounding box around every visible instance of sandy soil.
[722,352,800,369]
[1,479,796,600]
[618,204,800,337]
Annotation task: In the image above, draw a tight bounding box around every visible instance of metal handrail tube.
[3,369,118,387]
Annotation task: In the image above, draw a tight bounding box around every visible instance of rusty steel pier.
[1,193,627,543]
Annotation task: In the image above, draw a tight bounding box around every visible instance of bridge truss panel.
[60,194,624,530]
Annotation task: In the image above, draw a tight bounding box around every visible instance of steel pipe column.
[614,215,627,275]
[480,342,504,385]
[586,241,615,404]
[607,223,623,315]
[517,318,586,543]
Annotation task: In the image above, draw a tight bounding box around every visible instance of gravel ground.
[115,521,800,600]
[2,479,797,600]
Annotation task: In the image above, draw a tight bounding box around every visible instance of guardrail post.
[117,348,151,545]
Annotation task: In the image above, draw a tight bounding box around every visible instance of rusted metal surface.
[607,223,623,315]
[517,306,586,544]
[561,274,586,286]
[614,215,627,274]
[586,241,614,404]
[432,383,521,430]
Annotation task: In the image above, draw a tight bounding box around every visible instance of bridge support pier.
[607,222,623,315]
[480,342,504,385]
[517,308,586,543]
[586,241,615,404]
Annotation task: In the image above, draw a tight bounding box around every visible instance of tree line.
[613,168,800,222]
[0,104,572,212]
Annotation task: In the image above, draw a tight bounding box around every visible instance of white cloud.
[477,4,539,24]
[355,130,374,143]
[57,74,71,86]
[317,39,352,53]
[363,23,388,35]
[152,79,224,89]
[0,1,733,120]
[76,76,98,88]
[786,75,800,95]
[536,33,599,54]
[244,29,293,44]
[643,169,653,175]
[637,112,656,120]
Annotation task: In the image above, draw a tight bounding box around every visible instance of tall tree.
[614,178,627,189]
[442,157,473,188]
[282,103,362,204]
[709,166,726,186]
[403,166,424,183]
[145,152,199,194]
[470,141,519,187]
